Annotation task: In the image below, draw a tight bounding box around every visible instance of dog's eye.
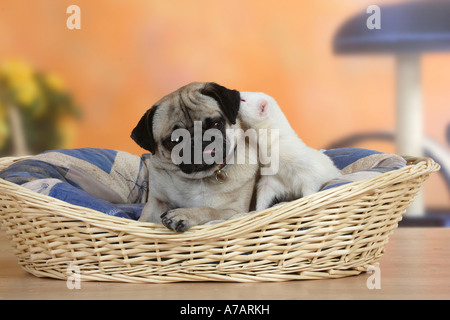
[210,120,223,130]
[164,136,183,151]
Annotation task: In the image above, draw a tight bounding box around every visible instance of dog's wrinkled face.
[131,82,241,177]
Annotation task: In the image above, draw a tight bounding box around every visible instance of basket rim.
[0,155,440,241]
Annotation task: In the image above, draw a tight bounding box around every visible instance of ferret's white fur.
[240,92,341,211]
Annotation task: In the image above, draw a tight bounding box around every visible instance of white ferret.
[239,92,341,211]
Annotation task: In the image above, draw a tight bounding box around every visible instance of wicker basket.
[0,155,439,283]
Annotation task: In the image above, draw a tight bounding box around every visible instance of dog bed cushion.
[0,147,406,221]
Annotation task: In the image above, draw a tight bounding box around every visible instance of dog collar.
[214,146,236,183]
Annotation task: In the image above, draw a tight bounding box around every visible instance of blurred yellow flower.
[15,80,41,107]
[0,58,81,155]
[0,59,42,109]
[0,59,34,89]
[44,73,66,92]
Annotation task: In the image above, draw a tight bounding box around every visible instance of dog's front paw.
[161,209,195,232]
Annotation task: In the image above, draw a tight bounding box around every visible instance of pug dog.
[131,82,258,232]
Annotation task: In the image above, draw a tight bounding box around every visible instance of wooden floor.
[1,227,449,300]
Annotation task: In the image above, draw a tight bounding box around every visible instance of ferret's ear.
[258,99,269,118]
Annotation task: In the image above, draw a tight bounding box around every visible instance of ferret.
[239,92,341,211]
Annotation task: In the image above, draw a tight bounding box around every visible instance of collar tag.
[215,169,228,183]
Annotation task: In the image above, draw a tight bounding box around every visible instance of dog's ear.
[131,105,158,154]
[201,82,240,124]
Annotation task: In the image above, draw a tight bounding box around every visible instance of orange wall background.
[0,0,449,208]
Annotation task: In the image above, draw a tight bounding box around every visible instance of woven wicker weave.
[0,155,439,283]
